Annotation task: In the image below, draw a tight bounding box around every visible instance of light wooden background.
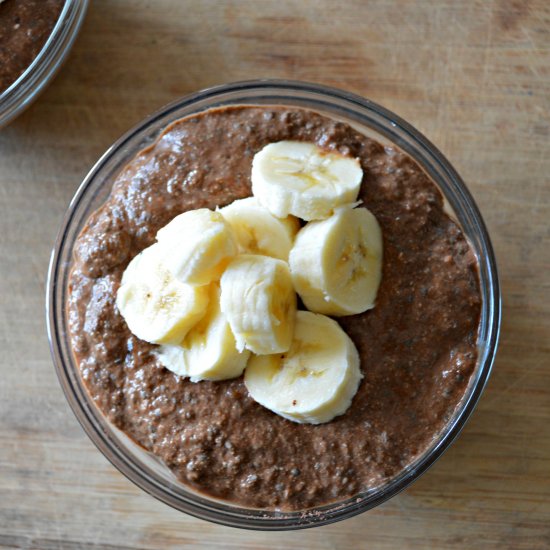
[1,1,549,548]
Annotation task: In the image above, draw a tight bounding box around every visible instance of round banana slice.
[245,311,362,424]
[154,344,187,376]
[219,197,300,261]
[289,207,383,316]
[156,208,237,286]
[155,285,250,382]
[251,140,363,221]
[116,244,209,345]
[220,254,297,355]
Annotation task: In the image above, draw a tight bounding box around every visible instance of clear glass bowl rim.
[46,79,501,530]
[0,0,89,128]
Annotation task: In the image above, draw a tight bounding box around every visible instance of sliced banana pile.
[116,140,383,424]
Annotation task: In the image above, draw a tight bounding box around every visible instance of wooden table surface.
[1,1,549,548]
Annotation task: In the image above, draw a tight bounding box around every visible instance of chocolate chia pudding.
[67,106,481,511]
[0,0,64,93]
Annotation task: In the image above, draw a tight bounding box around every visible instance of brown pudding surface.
[68,107,481,511]
[0,0,64,93]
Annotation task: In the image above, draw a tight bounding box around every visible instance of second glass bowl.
[47,79,500,530]
[0,0,88,128]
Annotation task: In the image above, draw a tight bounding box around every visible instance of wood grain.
[1,0,549,548]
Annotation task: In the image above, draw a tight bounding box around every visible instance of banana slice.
[289,207,383,316]
[244,311,362,424]
[219,197,300,261]
[251,140,363,221]
[155,285,251,382]
[116,244,209,345]
[154,344,187,376]
[156,208,237,286]
[220,254,296,355]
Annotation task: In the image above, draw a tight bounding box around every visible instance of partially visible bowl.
[47,80,501,530]
[0,0,88,128]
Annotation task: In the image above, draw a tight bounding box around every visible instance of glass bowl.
[46,80,501,530]
[0,0,88,128]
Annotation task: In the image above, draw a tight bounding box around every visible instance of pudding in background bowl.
[47,80,500,529]
[0,0,88,128]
